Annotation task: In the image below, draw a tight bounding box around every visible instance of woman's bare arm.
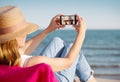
[27,32,85,72]
[26,15,86,72]
[23,15,65,55]
[23,28,49,55]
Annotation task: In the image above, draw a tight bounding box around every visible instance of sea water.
[27,29,120,76]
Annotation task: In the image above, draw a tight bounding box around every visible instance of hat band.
[0,20,27,35]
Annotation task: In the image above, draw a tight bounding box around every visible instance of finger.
[60,25,65,28]
[72,24,78,28]
[76,15,83,23]
[57,26,61,29]
[53,14,64,20]
[54,14,61,18]
[54,14,63,24]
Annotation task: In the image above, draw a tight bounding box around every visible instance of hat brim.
[0,22,39,43]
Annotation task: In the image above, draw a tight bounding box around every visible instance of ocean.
[27,29,120,78]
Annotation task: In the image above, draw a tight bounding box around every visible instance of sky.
[0,0,120,29]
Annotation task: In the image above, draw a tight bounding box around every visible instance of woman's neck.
[19,48,24,55]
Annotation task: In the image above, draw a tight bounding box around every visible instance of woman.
[0,6,96,82]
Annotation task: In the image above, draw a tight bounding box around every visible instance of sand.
[74,75,120,82]
[74,78,120,82]
[96,78,120,82]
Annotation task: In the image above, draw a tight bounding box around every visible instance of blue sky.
[0,0,120,29]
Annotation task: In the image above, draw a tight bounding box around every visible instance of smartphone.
[60,15,77,25]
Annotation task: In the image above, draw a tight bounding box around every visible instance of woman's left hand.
[72,15,86,35]
[46,14,65,33]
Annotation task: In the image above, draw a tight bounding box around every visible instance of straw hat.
[0,6,39,43]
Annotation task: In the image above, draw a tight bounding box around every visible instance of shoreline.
[96,76,120,82]
[95,74,120,79]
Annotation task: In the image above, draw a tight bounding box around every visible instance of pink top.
[0,63,58,82]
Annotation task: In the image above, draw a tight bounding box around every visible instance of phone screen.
[60,15,77,25]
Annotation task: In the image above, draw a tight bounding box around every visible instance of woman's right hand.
[46,14,65,33]
[73,15,86,35]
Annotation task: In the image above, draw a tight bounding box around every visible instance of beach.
[96,77,120,82]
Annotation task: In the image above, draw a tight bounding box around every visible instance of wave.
[85,54,120,57]
[91,64,120,68]
[83,46,120,50]
[94,74,120,76]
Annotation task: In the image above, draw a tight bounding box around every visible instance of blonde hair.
[0,39,21,66]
